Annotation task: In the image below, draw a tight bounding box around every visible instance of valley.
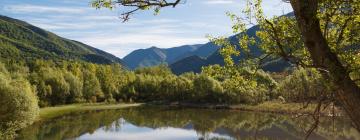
[1,0,360,139]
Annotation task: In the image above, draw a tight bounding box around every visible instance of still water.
[17,106,360,140]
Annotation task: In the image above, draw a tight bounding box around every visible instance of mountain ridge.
[0,15,125,65]
[123,44,206,69]
[168,14,295,74]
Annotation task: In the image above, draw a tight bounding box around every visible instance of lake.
[16,106,360,140]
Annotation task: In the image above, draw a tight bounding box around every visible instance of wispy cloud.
[80,34,208,50]
[204,0,234,5]
[3,4,86,14]
[30,22,117,30]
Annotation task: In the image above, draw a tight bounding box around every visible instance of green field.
[38,103,142,121]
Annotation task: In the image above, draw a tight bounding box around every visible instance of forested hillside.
[0,15,124,65]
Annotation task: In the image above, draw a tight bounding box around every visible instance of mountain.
[123,44,203,69]
[123,21,290,73]
[164,44,211,63]
[168,42,220,64]
[0,15,124,65]
[169,24,291,75]
[123,46,166,69]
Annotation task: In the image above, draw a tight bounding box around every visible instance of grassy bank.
[38,103,142,121]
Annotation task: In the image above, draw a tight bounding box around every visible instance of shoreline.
[38,101,345,122]
[148,101,345,117]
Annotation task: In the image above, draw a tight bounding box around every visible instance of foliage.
[276,68,332,102]
[63,71,83,103]
[213,0,360,75]
[0,63,39,139]
[0,59,281,106]
[135,64,172,76]
[201,53,277,104]
[193,74,223,103]
[83,69,104,103]
[21,58,281,105]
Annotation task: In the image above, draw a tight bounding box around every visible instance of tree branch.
[92,0,183,22]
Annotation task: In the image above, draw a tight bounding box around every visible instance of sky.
[0,0,293,58]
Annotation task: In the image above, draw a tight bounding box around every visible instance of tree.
[63,71,83,103]
[92,0,182,21]
[30,66,70,106]
[96,65,117,102]
[91,0,360,131]
[83,69,104,103]
[289,0,360,131]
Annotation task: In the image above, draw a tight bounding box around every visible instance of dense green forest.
[0,57,337,139]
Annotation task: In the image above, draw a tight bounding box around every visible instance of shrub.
[193,74,223,103]
[0,66,39,139]
[276,68,331,102]
[222,76,262,104]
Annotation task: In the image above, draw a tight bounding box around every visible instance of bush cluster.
[0,63,39,139]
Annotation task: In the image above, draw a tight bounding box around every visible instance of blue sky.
[0,0,293,58]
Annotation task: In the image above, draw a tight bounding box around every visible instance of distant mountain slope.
[123,44,203,69]
[0,15,124,65]
[164,44,205,63]
[123,46,166,69]
[170,55,207,75]
[190,42,220,58]
[168,42,220,64]
[170,24,291,75]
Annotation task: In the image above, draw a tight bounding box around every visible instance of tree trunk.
[290,0,360,131]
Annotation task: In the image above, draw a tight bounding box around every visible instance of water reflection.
[17,106,360,140]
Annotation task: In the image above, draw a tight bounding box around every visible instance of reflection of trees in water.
[118,107,359,140]
[280,116,360,140]
[16,110,124,140]
[17,107,359,140]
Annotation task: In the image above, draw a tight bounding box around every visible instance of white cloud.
[204,0,234,4]
[3,4,86,14]
[76,32,208,58]
[80,34,207,49]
